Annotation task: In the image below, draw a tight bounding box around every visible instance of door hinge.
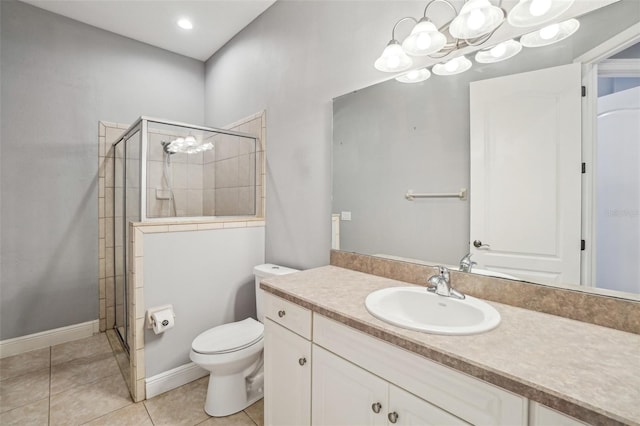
[581,240,586,251]
[582,162,586,174]
[581,86,586,97]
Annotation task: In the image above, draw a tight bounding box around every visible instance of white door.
[264,319,311,426]
[312,345,387,426]
[596,86,640,294]
[388,384,469,426]
[470,63,582,285]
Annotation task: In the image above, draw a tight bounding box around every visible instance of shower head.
[162,136,213,155]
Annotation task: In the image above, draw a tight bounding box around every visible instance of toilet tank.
[254,264,299,322]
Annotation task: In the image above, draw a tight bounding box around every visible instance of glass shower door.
[113,125,141,352]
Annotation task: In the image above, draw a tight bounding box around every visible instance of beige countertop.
[261,265,640,426]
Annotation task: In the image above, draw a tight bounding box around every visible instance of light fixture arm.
[391,16,418,41]
[422,0,458,20]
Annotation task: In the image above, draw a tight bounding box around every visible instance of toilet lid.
[192,318,264,355]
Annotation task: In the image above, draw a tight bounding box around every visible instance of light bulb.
[490,43,507,58]
[539,23,560,40]
[467,9,486,31]
[177,19,193,30]
[387,55,401,70]
[445,59,459,72]
[415,33,432,50]
[529,0,552,17]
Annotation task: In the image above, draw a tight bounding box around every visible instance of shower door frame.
[111,116,259,350]
[117,116,258,222]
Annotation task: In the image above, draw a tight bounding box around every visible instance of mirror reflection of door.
[595,52,640,294]
[469,63,582,286]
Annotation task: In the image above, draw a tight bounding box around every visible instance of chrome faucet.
[459,253,477,273]
[427,266,465,300]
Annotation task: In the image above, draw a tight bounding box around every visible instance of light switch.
[341,211,352,221]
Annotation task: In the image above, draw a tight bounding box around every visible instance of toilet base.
[204,371,264,417]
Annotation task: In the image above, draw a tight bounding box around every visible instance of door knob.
[473,240,490,249]
[371,402,382,413]
[388,412,399,423]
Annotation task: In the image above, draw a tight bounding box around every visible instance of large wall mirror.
[332,0,640,299]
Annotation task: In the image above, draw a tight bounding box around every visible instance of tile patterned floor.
[0,333,264,425]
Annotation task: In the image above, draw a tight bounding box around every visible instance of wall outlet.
[341,211,352,221]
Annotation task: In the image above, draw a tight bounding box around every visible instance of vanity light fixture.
[402,19,447,56]
[395,68,432,83]
[508,0,575,28]
[374,17,416,72]
[475,39,523,63]
[432,56,472,76]
[374,0,580,76]
[520,18,580,48]
[448,0,505,40]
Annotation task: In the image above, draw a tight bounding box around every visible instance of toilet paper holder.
[145,304,176,329]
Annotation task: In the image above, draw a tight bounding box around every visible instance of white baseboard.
[145,362,208,399]
[0,320,100,359]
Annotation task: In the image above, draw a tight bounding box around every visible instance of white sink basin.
[365,286,501,335]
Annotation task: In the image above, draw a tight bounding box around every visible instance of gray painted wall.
[203,0,640,270]
[144,227,265,377]
[0,1,204,339]
[203,1,431,270]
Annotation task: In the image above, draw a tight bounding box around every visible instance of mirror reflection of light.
[540,23,560,40]
[445,59,459,72]
[490,43,507,58]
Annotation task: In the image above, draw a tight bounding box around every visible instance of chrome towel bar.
[405,189,467,201]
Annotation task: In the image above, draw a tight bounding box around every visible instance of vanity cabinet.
[263,294,312,426]
[263,293,527,426]
[529,402,587,426]
[312,345,468,425]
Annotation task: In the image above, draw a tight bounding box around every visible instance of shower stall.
[111,117,259,351]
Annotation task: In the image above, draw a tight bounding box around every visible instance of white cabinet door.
[470,63,582,286]
[529,402,587,426]
[264,318,311,426]
[388,385,469,426]
[312,345,387,426]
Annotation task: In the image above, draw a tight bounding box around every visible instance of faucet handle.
[438,266,450,282]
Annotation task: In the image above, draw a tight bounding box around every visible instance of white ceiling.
[21,0,277,61]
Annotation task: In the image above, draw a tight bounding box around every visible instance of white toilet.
[190,263,298,417]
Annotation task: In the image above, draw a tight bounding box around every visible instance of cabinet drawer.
[264,292,312,339]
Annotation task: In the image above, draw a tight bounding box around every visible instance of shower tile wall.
[212,115,264,216]
[146,132,204,218]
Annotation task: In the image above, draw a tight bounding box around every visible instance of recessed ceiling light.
[177,18,193,30]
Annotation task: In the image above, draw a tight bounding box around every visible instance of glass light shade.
[401,20,447,56]
[374,40,413,72]
[432,56,472,76]
[475,39,522,63]
[507,0,575,28]
[395,68,432,83]
[520,18,580,48]
[449,0,504,40]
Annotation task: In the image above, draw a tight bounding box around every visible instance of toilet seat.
[192,318,264,355]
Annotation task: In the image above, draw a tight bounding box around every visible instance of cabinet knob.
[278,310,286,318]
[388,412,399,424]
[298,357,307,366]
[371,402,382,414]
